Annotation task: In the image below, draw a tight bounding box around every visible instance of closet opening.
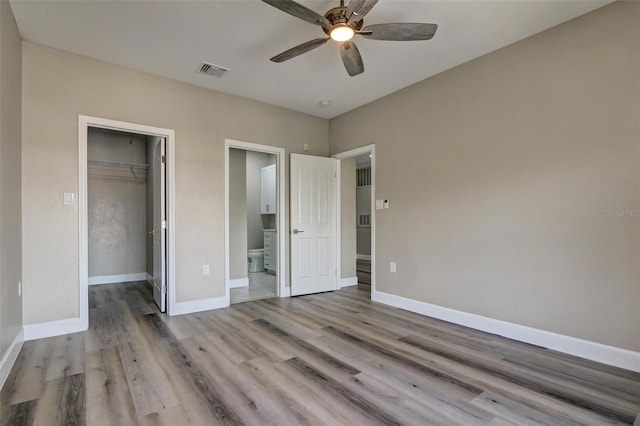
[87,127,167,312]
[79,115,176,328]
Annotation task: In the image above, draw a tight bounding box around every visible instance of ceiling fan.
[262,0,438,76]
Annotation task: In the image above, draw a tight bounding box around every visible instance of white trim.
[146,272,153,284]
[79,115,176,322]
[23,317,85,341]
[357,254,371,261]
[230,278,249,288]
[333,144,376,297]
[225,139,287,303]
[374,290,640,373]
[339,277,358,288]
[88,272,148,285]
[0,328,24,390]
[172,296,228,316]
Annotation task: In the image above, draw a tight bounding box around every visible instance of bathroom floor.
[230,271,277,303]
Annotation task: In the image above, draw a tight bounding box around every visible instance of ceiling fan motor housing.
[322,6,363,37]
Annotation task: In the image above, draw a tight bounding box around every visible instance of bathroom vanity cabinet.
[263,229,276,273]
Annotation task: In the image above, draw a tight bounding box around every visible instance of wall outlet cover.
[203,264,210,276]
[390,262,397,273]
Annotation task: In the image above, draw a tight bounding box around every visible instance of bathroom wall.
[87,128,147,278]
[246,151,276,250]
[229,148,247,280]
[340,158,356,279]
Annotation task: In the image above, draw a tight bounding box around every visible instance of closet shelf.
[88,159,149,170]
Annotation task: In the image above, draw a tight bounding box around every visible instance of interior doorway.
[225,140,286,304]
[86,128,167,311]
[79,116,176,328]
[334,145,376,298]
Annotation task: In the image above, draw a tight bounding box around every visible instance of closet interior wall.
[87,128,149,281]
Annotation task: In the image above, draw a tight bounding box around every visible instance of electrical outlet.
[203,264,210,276]
[303,143,309,152]
[390,262,397,273]
[18,280,22,297]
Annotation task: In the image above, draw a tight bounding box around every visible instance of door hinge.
[161,220,167,229]
[162,283,166,294]
[161,155,166,164]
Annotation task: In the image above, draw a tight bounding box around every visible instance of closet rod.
[88,159,149,170]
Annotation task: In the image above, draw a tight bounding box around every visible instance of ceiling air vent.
[198,62,228,78]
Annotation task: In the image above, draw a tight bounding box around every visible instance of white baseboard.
[230,278,249,289]
[89,272,148,285]
[0,328,24,391]
[357,254,371,261]
[146,272,153,284]
[23,317,86,341]
[339,277,358,288]
[172,295,228,316]
[374,291,640,373]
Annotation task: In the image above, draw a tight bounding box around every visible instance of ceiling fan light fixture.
[330,25,355,42]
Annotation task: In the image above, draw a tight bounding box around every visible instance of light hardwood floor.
[2,281,639,425]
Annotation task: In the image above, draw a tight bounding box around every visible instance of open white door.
[290,153,338,296]
[152,137,166,312]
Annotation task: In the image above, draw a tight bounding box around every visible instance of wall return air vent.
[198,62,229,78]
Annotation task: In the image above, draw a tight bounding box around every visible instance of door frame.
[78,115,177,327]
[332,144,376,298]
[224,139,287,302]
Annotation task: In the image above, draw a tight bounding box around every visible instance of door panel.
[291,153,338,296]
[152,137,166,312]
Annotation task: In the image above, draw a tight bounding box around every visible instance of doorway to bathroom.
[225,140,286,304]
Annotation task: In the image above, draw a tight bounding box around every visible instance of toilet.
[247,249,265,273]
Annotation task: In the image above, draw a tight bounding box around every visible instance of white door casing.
[152,137,166,312]
[290,153,338,296]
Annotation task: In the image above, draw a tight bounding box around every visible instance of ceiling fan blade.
[270,38,330,63]
[346,0,379,23]
[340,41,364,77]
[360,23,438,41]
[262,0,330,28]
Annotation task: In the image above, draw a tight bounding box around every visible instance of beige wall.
[0,0,23,357]
[340,158,356,278]
[88,129,148,277]
[21,42,329,324]
[330,1,640,352]
[229,148,247,280]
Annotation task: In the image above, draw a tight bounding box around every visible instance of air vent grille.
[198,62,229,78]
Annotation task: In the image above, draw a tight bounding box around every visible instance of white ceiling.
[10,0,611,119]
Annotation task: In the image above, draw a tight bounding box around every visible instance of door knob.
[292,229,304,234]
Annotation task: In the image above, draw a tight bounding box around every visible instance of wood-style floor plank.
[2,281,639,425]
[86,346,138,426]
